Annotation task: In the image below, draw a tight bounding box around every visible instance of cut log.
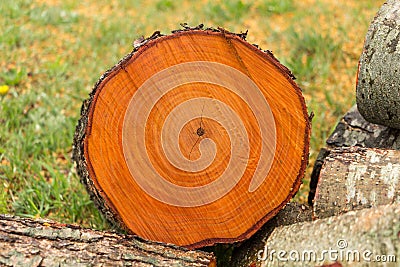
[73,27,310,248]
[0,214,215,267]
[313,146,400,219]
[258,203,400,267]
[230,202,312,267]
[356,0,400,128]
[308,105,400,205]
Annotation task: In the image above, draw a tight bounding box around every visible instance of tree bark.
[230,203,312,267]
[259,203,400,267]
[73,26,310,248]
[313,146,400,219]
[308,105,400,205]
[356,0,400,128]
[0,214,215,267]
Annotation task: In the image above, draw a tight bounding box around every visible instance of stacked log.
[232,1,400,266]
[2,1,400,266]
[0,214,215,267]
[232,106,400,267]
[356,0,400,128]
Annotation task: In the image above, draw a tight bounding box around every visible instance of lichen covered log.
[313,146,400,219]
[356,0,400,128]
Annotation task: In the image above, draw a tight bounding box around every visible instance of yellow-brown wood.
[76,29,310,248]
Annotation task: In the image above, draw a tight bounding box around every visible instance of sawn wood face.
[77,29,310,248]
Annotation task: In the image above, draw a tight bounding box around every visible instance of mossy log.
[0,214,215,267]
[356,0,400,128]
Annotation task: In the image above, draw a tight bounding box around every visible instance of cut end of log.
[73,27,310,248]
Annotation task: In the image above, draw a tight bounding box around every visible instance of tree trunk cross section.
[73,28,310,248]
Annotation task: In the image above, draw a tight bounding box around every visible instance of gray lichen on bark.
[313,147,400,219]
[357,0,400,128]
[308,105,400,205]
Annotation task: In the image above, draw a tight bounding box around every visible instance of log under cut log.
[261,203,400,267]
[0,214,216,267]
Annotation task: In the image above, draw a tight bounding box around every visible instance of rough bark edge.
[0,214,216,267]
[308,105,400,206]
[72,25,311,249]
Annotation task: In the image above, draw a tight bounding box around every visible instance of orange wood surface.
[83,30,310,248]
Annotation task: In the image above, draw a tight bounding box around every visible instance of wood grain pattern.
[73,28,310,248]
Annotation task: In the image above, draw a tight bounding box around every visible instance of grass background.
[0,0,384,233]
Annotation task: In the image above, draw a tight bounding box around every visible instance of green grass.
[0,0,383,260]
[257,0,294,14]
[206,0,251,24]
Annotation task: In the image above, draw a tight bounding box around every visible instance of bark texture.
[0,215,215,267]
[308,105,400,205]
[230,203,312,267]
[356,0,400,128]
[313,146,400,219]
[260,203,400,267]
